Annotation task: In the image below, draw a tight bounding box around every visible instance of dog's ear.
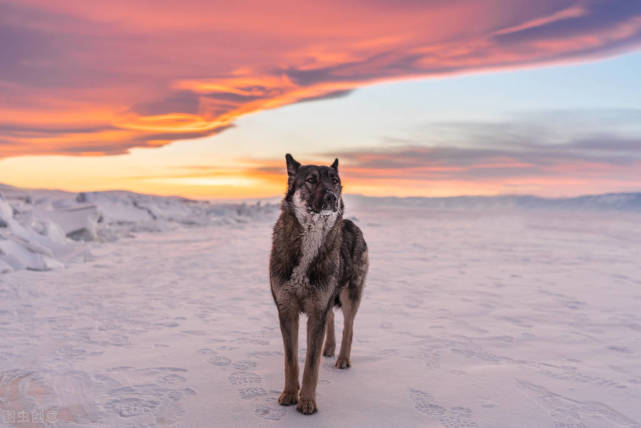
[285,153,300,177]
[330,158,339,172]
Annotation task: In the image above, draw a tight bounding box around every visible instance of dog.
[269,154,368,415]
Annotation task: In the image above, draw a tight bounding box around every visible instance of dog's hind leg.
[336,249,367,369]
[277,304,300,406]
[322,308,336,357]
[298,307,329,415]
[336,284,363,369]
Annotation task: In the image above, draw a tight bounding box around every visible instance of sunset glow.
[1,1,641,198]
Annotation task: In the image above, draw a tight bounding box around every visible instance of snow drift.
[0,184,278,273]
[0,183,639,273]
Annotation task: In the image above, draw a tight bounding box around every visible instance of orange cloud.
[1,0,641,158]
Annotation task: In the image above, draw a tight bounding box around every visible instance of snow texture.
[0,183,277,272]
[0,184,640,427]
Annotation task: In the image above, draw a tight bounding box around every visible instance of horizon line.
[2,182,639,203]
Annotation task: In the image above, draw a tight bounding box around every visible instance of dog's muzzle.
[321,192,338,212]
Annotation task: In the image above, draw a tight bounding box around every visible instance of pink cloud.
[1,0,641,157]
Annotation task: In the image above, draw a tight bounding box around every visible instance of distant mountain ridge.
[345,192,641,211]
[1,182,640,211]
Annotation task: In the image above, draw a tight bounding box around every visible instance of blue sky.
[131,50,640,197]
[213,50,641,159]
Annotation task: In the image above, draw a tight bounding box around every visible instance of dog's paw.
[296,397,317,415]
[322,344,335,357]
[278,390,298,406]
[335,356,351,369]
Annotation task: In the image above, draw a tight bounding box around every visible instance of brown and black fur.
[269,154,368,415]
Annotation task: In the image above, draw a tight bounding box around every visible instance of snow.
[0,184,278,272]
[1,184,640,427]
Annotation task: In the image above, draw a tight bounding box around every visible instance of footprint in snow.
[409,389,477,428]
[239,387,268,400]
[208,355,231,366]
[228,371,262,385]
[232,360,257,371]
[254,396,287,421]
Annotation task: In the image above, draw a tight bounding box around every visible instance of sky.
[1,0,641,198]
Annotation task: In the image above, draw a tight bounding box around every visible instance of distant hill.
[344,192,641,211]
[1,182,640,212]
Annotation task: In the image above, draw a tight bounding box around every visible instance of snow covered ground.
[1,185,640,427]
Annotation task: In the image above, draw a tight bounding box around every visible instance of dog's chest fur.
[290,192,338,285]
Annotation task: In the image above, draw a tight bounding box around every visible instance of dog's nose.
[324,192,337,205]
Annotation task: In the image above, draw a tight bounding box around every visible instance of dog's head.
[284,153,343,216]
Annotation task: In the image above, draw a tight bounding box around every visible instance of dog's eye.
[332,177,339,185]
[306,177,317,184]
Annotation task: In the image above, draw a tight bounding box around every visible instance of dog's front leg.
[277,305,299,405]
[298,307,328,415]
